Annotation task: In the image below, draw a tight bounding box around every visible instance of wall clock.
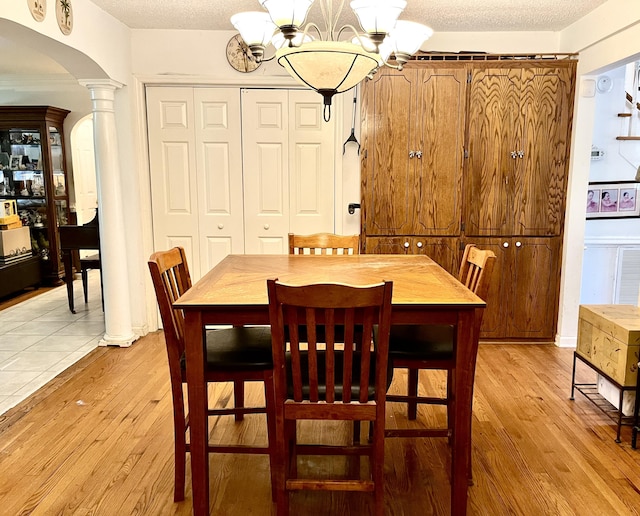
[596,75,613,93]
[56,0,73,35]
[28,0,46,22]
[226,34,261,73]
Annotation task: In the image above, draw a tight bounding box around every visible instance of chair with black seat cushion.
[385,244,496,465]
[267,279,393,516]
[288,232,359,255]
[148,247,276,502]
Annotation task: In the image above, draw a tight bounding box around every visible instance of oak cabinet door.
[361,69,416,236]
[472,237,561,340]
[361,65,465,237]
[514,67,575,236]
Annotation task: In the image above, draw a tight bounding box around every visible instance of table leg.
[184,311,209,516]
[451,309,477,516]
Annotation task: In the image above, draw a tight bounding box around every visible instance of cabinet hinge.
[464,148,469,159]
[461,221,465,233]
[467,72,472,83]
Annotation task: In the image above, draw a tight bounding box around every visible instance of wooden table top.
[175,254,485,310]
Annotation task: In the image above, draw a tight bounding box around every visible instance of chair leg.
[233,380,244,422]
[82,268,89,303]
[407,368,419,420]
[372,419,385,516]
[263,372,278,502]
[173,389,187,502]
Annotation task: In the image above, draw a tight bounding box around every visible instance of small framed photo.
[10,155,22,170]
[586,182,640,219]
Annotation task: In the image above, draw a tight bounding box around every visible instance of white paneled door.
[146,87,244,281]
[242,89,336,254]
[147,86,336,278]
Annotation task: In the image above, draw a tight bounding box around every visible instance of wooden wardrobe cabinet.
[361,63,467,238]
[360,58,576,341]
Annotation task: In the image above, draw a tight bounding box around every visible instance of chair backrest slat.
[288,233,360,255]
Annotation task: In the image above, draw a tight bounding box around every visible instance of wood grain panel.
[361,70,415,235]
[509,237,561,338]
[465,67,520,236]
[413,68,466,236]
[515,66,575,235]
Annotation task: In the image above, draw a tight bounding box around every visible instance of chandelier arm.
[302,22,324,41]
[337,25,365,42]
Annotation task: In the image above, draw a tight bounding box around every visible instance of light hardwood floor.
[0,332,638,515]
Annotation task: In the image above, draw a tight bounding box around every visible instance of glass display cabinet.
[0,106,71,286]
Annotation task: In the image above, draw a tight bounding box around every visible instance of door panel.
[242,89,290,254]
[414,68,466,236]
[288,90,335,235]
[194,88,244,272]
[515,67,574,236]
[146,87,201,276]
[361,70,415,235]
[509,237,560,338]
[465,68,520,236]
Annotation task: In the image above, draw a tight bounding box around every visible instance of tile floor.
[0,270,104,414]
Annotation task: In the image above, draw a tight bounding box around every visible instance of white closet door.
[147,87,243,280]
[288,90,336,235]
[242,88,335,254]
[193,88,244,273]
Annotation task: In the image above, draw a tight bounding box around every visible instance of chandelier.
[231,1,433,121]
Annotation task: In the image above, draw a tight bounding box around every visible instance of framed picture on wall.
[586,181,640,219]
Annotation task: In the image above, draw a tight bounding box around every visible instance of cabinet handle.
[511,151,518,159]
[503,242,509,248]
[264,224,270,230]
[218,223,224,229]
[416,151,422,159]
[416,241,423,248]
[409,151,415,158]
[517,150,524,158]
[404,241,410,248]
[515,241,522,247]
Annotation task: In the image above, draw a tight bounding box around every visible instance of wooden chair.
[267,279,393,516]
[385,244,496,469]
[288,232,360,255]
[148,247,275,502]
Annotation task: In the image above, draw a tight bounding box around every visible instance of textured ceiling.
[91,0,608,32]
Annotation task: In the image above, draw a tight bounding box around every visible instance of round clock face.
[226,34,261,73]
[56,0,73,35]
[28,0,46,22]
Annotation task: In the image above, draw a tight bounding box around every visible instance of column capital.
[78,79,124,90]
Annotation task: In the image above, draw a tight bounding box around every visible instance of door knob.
[416,241,423,248]
[510,151,518,159]
[409,151,415,158]
[264,224,270,230]
[415,151,422,159]
[404,241,410,248]
[515,241,522,247]
[218,223,224,229]
[503,242,509,248]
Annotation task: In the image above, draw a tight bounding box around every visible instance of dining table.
[173,253,485,515]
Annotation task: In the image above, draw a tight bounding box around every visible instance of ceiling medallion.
[56,0,74,35]
[28,0,46,22]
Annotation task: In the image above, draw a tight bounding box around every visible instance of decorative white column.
[80,79,136,347]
